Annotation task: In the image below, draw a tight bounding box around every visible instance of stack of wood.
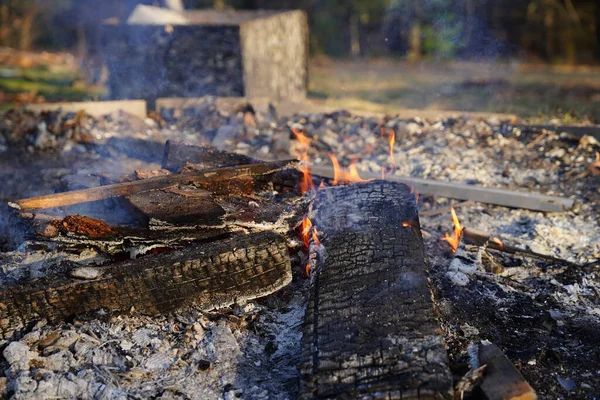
[1,142,302,341]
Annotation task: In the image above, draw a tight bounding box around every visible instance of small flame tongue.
[328,154,368,184]
[292,128,315,194]
[299,215,321,277]
[441,207,463,252]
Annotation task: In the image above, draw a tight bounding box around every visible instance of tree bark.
[299,181,452,399]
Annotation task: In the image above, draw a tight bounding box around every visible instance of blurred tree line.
[1,0,599,64]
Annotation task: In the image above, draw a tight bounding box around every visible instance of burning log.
[0,231,291,342]
[14,160,297,211]
[299,181,452,398]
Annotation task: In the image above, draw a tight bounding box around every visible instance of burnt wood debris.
[2,143,301,343]
[300,181,452,399]
[0,231,291,342]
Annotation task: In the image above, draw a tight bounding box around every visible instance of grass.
[308,59,600,123]
[0,66,105,106]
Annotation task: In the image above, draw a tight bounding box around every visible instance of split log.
[299,181,452,399]
[0,231,291,342]
[14,160,297,211]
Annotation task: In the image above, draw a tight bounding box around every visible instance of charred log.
[299,181,452,399]
[0,231,291,342]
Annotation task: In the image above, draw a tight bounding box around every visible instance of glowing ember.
[402,221,411,227]
[328,154,368,184]
[441,207,463,252]
[491,237,504,249]
[292,128,315,194]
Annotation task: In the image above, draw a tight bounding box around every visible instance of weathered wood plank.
[25,100,147,119]
[0,231,291,342]
[310,165,573,213]
[300,181,452,399]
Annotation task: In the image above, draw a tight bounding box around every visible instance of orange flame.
[388,129,396,172]
[312,227,321,247]
[491,237,504,250]
[402,221,411,228]
[292,128,314,194]
[409,186,420,204]
[299,216,322,277]
[328,154,368,184]
[300,216,313,249]
[441,207,463,253]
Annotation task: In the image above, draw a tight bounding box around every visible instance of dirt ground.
[309,59,600,123]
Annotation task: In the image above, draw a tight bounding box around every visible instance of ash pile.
[0,97,599,399]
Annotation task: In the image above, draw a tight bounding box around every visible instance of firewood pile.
[0,97,599,398]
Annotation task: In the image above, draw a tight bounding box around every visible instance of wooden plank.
[300,181,452,399]
[25,100,147,119]
[14,160,297,211]
[0,231,291,342]
[310,165,573,213]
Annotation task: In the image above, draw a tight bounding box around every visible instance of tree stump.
[101,9,308,103]
[300,181,452,399]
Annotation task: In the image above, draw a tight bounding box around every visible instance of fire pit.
[0,98,599,398]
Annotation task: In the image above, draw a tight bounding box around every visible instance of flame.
[388,129,396,172]
[292,128,312,147]
[402,221,411,228]
[312,227,321,247]
[441,207,463,252]
[300,215,313,249]
[409,186,420,204]
[491,237,504,250]
[292,128,314,194]
[299,216,322,277]
[347,161,367,182]
[328,154,368,184]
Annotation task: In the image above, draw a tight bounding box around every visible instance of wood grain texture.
[16,160,297,210]
[0,231,291,342]
[300,181,452,399]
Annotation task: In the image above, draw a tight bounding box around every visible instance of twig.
[462,227,594,268]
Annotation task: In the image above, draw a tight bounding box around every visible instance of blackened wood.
[162,140,256,172]
[126,188,225,225]
[0,231,291,341]
[15,160,297,210]
[300,181,452,399]
[478,343,537,400]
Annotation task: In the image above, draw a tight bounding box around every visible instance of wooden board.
[310,165,573,213]
[299,181,452,399]
[25,100,147,119]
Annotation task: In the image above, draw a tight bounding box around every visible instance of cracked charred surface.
[0,231,291,342]
[299,181,452,399]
